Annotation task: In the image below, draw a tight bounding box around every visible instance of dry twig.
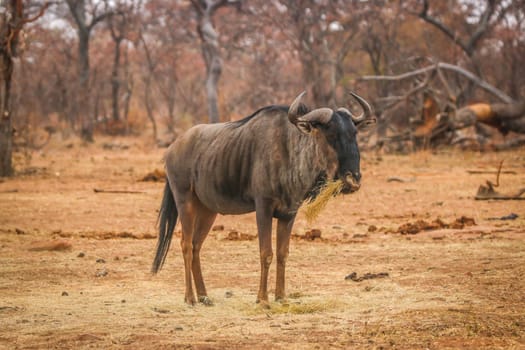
[475,161,525,200]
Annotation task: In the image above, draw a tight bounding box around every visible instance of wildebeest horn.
[288,91,307,124]
[347,92,373,124]
[298,108,333,124]
[337,107,352,116]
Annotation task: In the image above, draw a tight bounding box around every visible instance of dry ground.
[1,136,524,349]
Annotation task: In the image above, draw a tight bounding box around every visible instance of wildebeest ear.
[296,121,313,134]
[355,117,377,130]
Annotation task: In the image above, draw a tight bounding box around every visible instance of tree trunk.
[144,77,157,142]
[193,0,231,124]
[111,37,122,122]
[139,34,158,142]
[0,0,47,176]
[66,0,111,142]
[205,53,221,123]
[78,28,94,141]
[198,15,222,123]
[0,55,14,177]
[0,0,21,177]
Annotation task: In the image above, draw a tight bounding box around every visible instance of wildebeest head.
[288,92,374,194]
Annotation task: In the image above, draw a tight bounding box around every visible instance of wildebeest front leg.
[192,204,217,306]
[275,215,295,302]
[255,198,273,308]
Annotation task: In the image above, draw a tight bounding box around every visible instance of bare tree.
[0,0,47,176]
[139,31,158,141]
[107,1,136,130]
[65,0,112,141]
[413,0,499,57]
[254,0,365,107]
[138,0,196,138]
[191,0,242,123]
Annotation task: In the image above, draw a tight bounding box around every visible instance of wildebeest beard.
[304,171,328,202]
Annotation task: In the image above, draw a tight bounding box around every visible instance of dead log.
[451,101,525,135]
[493,137,525,150]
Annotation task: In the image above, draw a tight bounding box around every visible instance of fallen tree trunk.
[451,101,525,135]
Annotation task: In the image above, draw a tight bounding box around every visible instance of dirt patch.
[397,216,476,234]
[220,230,256,241]
[27,239,72,251]
[293,228,323,241]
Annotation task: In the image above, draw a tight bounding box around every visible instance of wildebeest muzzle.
[342,172,361,193]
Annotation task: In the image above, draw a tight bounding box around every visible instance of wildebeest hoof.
[185,296,196,306]
[275,297,288,305]
[256,299,271,309]
[198,296,214,306]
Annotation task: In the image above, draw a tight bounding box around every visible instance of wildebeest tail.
[152,180,177,273]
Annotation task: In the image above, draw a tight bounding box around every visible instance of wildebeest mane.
[228,103,311,128]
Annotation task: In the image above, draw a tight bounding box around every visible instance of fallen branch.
[475,160,525,200]
[345,272,389,282]
[475,187,525,200]
[387,177,416,183]
[93,188,145,194]
[359,62,513,103]
[467,170,516,175]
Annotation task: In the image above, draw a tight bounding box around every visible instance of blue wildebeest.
[152,92,374,307]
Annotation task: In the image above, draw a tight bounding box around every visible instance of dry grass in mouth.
[302,179,344,224]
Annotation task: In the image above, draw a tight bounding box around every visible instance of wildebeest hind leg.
[192,204,217,306]
[275,216,295,302]
[178,200,198,305]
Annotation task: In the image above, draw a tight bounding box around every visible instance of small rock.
[152,307,170,314]
[96,258,106,263]
[368,225,377,232]
[95,268,108,277]
[77,252,85,258]
[212,225,225,231]
[304,229,322,240]
[344,272,357,281]
[488,213,518,221]
[225,291,233,298]
[62,291,69,296]
[227,231,239,240]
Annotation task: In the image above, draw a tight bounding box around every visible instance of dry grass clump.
[269,299,342,315]
[302,180,344,224]
[241,298,343,316]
